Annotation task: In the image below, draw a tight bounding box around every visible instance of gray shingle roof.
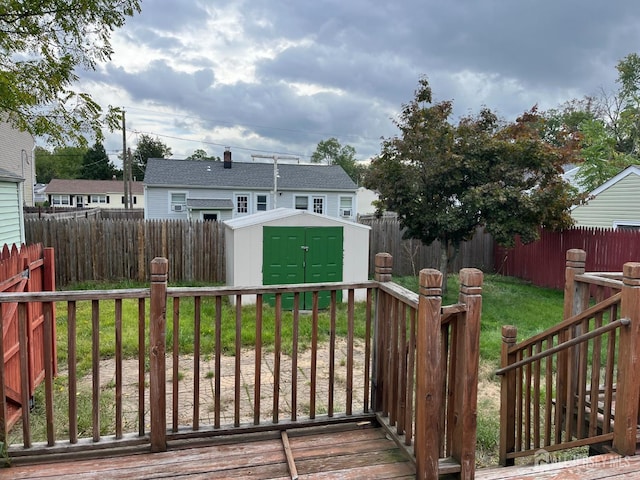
[143,158,358,192]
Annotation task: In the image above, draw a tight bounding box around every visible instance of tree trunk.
[439,241,448,295]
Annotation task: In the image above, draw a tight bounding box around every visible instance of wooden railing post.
[149,257,168,453]
[415,268,442,480]
[613,262,640,456]
[499,325,517,466]
[44,247,57,376]
[372,252,392,412]
[563,249,587,321]
[560,249,588,440]
[452,268,483,479]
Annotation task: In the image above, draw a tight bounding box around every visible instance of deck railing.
[373,253,484,479]
[0,253,484,480]
[497,249,640,465]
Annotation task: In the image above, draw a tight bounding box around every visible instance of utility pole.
[251,154,299,209]
[128,147,134,208]
[122,109,129,209]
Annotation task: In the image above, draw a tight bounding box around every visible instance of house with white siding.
[143,150,358,221]
[571,165,640,229]
[0,120,35,247]
[45,178,144,209]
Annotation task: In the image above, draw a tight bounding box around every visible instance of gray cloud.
[87,0,640,162]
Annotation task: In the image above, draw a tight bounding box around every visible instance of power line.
[127,128,313,159]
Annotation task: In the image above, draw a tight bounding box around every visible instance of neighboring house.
[570,165,640,229]
[0,120,35,207]
[0,167,26,246]
[143,150,358,221]
[45,178,144,209]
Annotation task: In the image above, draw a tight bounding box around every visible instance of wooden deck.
[2,423,416,479]
[475,452,640,480]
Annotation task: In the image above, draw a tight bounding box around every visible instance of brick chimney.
[223,147,232,169]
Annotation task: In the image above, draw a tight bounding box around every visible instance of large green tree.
[132,134,172,179]
[80,142,119,180]
[0,1,141,146]
[35,146,87,182]
[365,79,577,281]
[311,137,367,184]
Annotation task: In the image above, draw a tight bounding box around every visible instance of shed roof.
[144,158,358,192]
[0,167,23,183]
[223,208,370,231]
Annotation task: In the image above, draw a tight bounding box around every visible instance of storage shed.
[224,208,370,307]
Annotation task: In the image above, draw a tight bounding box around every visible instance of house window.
[256,194,267,211]
[339,196,353,217]
[170,192,187,212]
[90,195,107,204]
[51,194,70,206]
[312,197,324,214]
[122,196,138,205]
[295,196,308,210]
[236,194,249,214]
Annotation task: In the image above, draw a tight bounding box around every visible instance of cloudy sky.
[79,0,640,167]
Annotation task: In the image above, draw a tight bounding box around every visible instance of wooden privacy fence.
[26,217,493,287]
[25,218,225,285]
[0,252,484,479]
[497,249,640,465]
[495,227,640,289]
[361,219,494,276]
[0,243,56,431]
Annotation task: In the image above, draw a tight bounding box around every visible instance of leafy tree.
[0,1,141,146]
[615,53,640,155]
[35,146,87,183]
[311,137,367,184]
[132,134,172,179]
[575,119,635,192]
[186,149,221,161]
[80,142,119,180]
[365,78,577,283]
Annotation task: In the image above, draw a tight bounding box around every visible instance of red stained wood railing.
[498,248,640,465]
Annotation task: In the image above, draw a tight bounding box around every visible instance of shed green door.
[263,226,343,309]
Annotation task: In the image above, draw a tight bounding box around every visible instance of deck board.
[475,452,640,480]
[1,424,414,480]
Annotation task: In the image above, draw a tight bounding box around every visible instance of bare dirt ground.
[79,338,370,432]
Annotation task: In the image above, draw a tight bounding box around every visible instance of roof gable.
[143,158,358,192]
[588,165,640,197]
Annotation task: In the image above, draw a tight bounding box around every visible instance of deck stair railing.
[0,252,484,480]
[372,253,483,479]
[497,249,640,465]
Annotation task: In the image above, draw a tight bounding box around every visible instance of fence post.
[499,325,517,466]
[149,257,168,453]
[372,252,392,413]
[415,268,442,480]
[451,268,483,478]
[613,262,640,456]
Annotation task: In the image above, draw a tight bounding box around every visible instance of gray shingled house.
[143,150,358,221]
